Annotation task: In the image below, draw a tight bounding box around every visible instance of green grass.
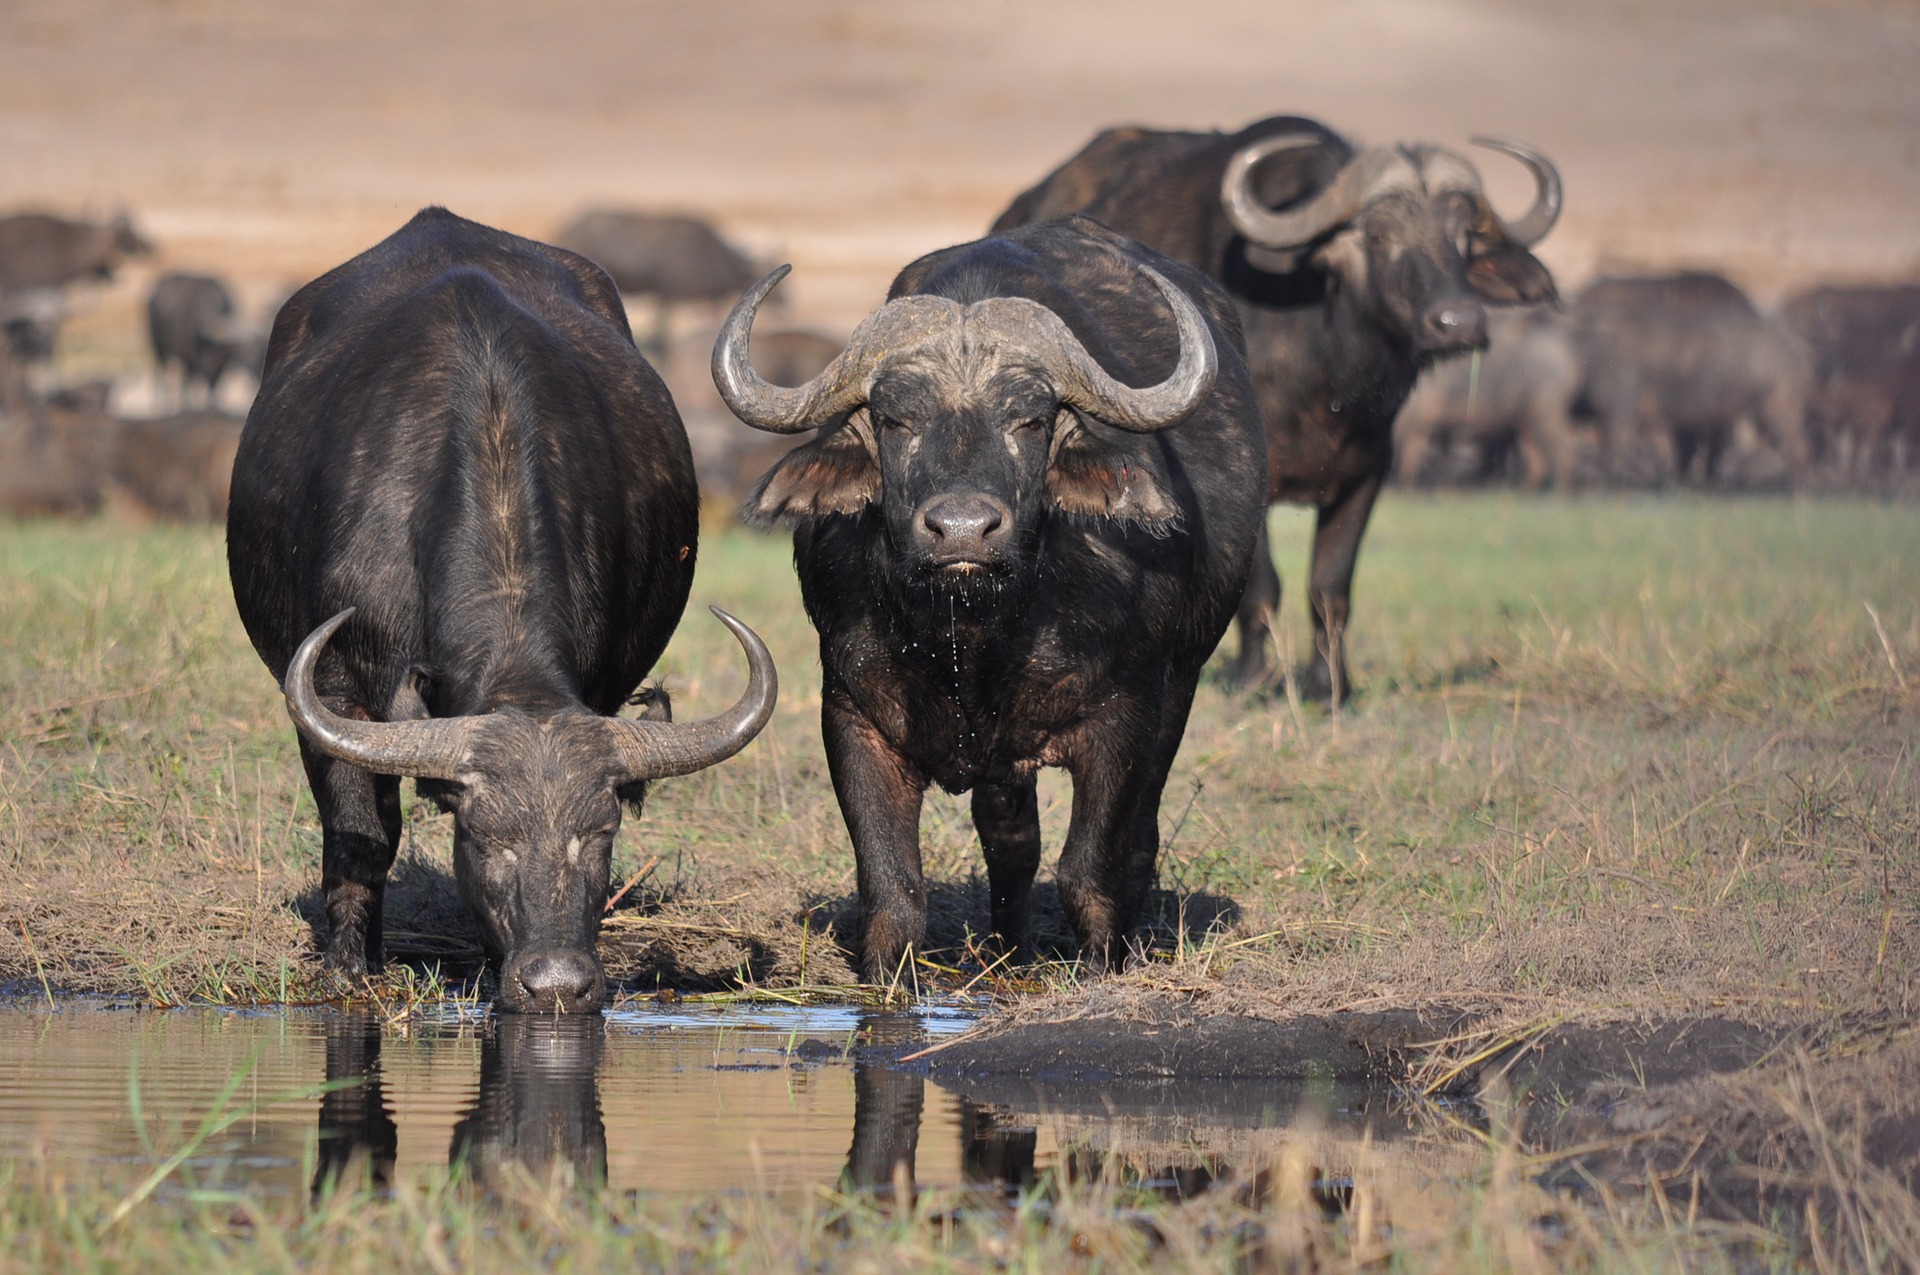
[1,494,1915,1014]
[1,493,1915,1270]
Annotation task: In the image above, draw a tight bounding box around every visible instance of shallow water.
[0,999,1429,1203]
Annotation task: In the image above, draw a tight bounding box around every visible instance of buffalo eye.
[873,412,908,433]
[1014,415,1049,433]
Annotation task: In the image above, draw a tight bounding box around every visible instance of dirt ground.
[5,0,1920,364]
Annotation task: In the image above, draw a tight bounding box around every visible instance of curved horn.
[713,267,963,434]
[983,263,1216,432]
[712,266,864,433]
[283,609,478,780]
[606,607,777,780]
[1470,136,1562,247]
[1222,134,1414,250]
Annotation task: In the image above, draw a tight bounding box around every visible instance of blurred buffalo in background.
[1571,272,1809,488]
[0,405,240,520]
[1395,307,1587,490]
[148,272,267,409]
[0,212,152,293]
[554,209,765,354]
[1780,283,1920,485]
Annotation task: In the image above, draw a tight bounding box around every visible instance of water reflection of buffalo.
[449,1017,607,1192]
[993,116,1561,699]
[313,1013,606,1198]
[229,207,776,1012]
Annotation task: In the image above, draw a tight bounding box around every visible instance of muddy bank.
[904,1004,1796,1104]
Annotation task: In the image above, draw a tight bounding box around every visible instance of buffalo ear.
[1468,244,1557,305]
[741,425,879,526]
[1046,414,1180,529]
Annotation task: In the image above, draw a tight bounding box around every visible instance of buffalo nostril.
[1423,302,1487,349]
[918,495,1010,550]
[505,948,602,1011]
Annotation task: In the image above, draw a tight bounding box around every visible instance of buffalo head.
[716,261,1216,589]
[1222,132,1561,355]
[283,607,776,1013]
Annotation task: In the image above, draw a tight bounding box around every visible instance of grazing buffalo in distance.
[554,209,763,353]
[0,212,152,293]
[229,207,776,1012]
[1780,284,1920,482]
[994,117,1561,701]
[149,273,252,406]
[718,216,1265,976]
[1395,307,1585,490]
[1572,273,1809,487]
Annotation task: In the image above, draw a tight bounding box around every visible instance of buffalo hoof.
[1291,659,1358,707]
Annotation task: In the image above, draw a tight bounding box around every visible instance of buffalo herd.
[0,117,1914,1008]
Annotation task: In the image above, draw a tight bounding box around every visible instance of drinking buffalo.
[1572,273,1809,486]
[717,217,1265,976]
[228,207,776,1012]
[993,117,1560,700]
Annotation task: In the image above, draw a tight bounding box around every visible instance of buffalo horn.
[1470,136,1562,247]
[1222,134,1410,251]
[972,264,1217,432]
[283,609,477,780]
[712,267,953,434]
[606,607,777,780]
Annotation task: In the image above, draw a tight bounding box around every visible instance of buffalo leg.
[1227,516,1280,689]
[1120,675,1200,940]
[971,777,1041,960]
[823,695,929,984]
[302,742,401,977]
[1302,470,1384,706]
[1056,699,1169,971]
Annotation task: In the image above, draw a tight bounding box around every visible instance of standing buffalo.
[1572,273,1809,487]
[148,273,248,406]
[1395,307,1585,490]
[993,117,1560,700]
[554,209,763,354]
[1780,284,1920,483]
[229,207,776,1012]
[0,211,152,293]
[718,216,1265,976]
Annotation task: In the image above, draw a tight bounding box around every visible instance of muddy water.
[0,1000,1437,1203]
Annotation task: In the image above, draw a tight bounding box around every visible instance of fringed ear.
[741,422,880,526]
[1468,244,1557,304]
[1045,412,1180,530]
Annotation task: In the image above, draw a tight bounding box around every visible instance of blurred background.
[3,0,1919,509]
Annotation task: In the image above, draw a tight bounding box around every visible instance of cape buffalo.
[718,216,1265,976]
[554,209,763,354]
[993,117,1561,700]
[148,273,248,407]
[1572,273,1809,487]
[0,211,151,293]
[1780,283,1920,483]
[1395,307,1585,490]
[229,207,776,1012]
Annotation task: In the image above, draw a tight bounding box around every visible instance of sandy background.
[5,0,1919,356]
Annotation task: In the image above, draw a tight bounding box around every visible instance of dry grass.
[1,494,1914,1025]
